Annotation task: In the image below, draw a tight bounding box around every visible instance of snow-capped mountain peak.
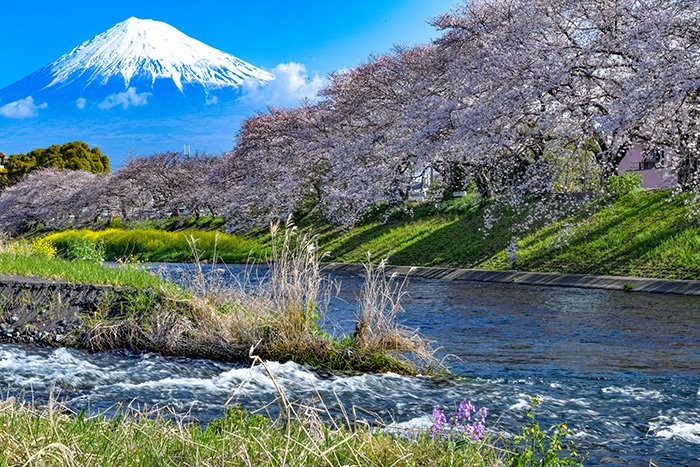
[45,17,273,92]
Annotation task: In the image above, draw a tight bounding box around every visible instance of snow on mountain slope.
[47,17,273,91]
[0,17,273,109]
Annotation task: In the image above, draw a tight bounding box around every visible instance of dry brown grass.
[354,256,435,371]
[82,219,435,374]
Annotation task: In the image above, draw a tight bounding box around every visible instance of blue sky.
[0,0,457,89]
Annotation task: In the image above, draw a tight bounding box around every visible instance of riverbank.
[3,275,698,464]
[317,190,699,280]
[324,263,700,296]
[39,190,700,281]
[0,391,583,466]
[0,229,433,375]
[0,274,143,345]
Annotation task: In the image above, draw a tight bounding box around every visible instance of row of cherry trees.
[2,0,699,234]
[212,0,700,226]
[0,154,219,234]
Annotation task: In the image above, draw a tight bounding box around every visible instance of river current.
[1,264,698,465]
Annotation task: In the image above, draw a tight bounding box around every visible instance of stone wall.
[0,275,139,345]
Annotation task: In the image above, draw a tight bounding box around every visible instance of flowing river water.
[1,264,699,465]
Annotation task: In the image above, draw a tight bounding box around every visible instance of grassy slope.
[317,190,700,280]
[44,228,265,263]
[35,190,700,280]
[0,253,169,290]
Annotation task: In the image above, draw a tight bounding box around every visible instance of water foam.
[650,419,700,444]
[601,386,664,401]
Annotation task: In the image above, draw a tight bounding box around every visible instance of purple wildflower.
[433,398,488,441]
[456,398,475,422]
[431,407,448,438]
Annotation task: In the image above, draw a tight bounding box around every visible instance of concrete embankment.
[324,263,700,296]
[0,275,141,345]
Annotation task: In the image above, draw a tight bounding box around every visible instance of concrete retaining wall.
[323,263,700,296]
[0,275,138,345]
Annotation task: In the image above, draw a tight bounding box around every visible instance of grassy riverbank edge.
[0,384,584,466]
[0,228,433,376]
[38,190,700,281]
[323,263,700,296]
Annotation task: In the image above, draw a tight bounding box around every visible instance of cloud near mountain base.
[242,62,327,107]
[0,96,48,119]
[99,87,151,110]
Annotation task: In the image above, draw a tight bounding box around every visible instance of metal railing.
[638,160,658,171]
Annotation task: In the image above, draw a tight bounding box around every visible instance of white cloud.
[205,95,219,106]
[0,96,48,119]
[99,87,151,110]
[242,62,328,107]
[75,97,87,110]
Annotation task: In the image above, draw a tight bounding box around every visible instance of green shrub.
[63,238,106,263]
[510,397,585,466]
[605,172,642,197]
[110,215,123,229]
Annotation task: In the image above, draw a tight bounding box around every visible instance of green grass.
[114,214,227,232]
[31,190,700,281]
[0,397,582,466]
[44,228,266,263]
[504,192,700,278]
[317,190,700,280]
[0,252,169,290]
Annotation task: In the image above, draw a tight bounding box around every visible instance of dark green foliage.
[605,172,643,197]
[60,238,106,263]
[5,141,110,185]
[115,215,226,232]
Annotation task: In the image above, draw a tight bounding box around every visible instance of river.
[0,264,698,464]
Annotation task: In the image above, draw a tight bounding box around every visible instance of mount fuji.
[0,17,273,112]
[0,18,283,164]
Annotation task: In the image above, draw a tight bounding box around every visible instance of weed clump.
[61,238,106,262]
[0,385,585,466]
[83,220,435,374]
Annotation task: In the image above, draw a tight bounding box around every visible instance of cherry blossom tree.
[110,153,220,220]
[433,0,700,191]
[0,169,99,233]
[210,105,334,230]
[5,0,700,233]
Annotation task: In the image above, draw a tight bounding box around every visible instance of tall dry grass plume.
[354,256,434,371]
[84,219,434,374]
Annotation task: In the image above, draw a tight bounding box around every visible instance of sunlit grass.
[0,252,169,290]
[0,379,585,467]
[319,190,700,280]
[0,397,506,467]
[44,228,267,263]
